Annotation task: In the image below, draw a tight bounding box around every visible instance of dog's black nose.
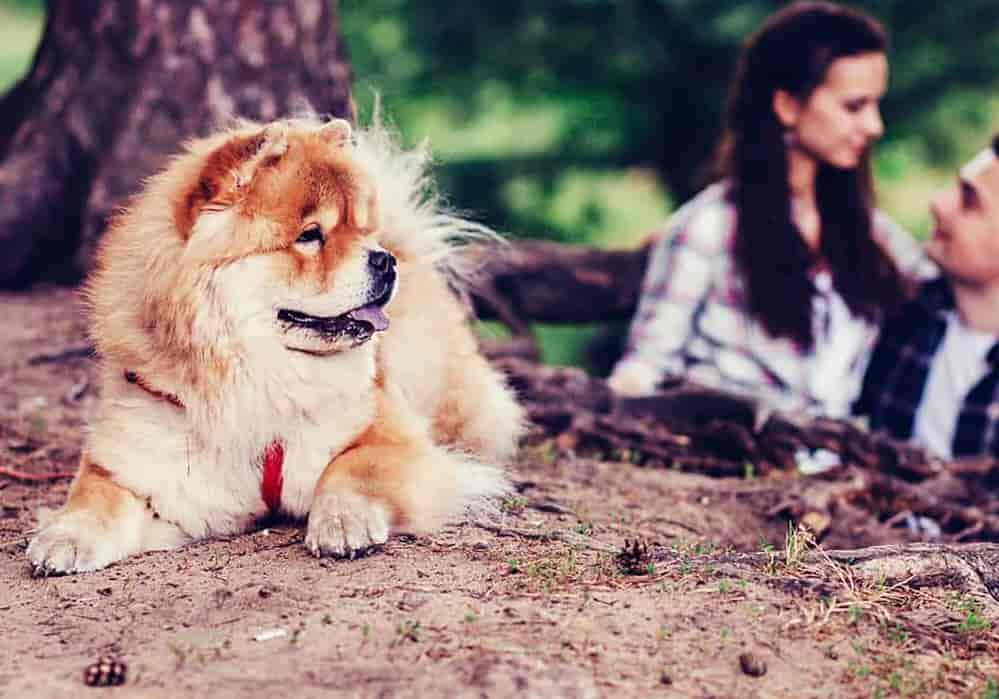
[368,250,395,274]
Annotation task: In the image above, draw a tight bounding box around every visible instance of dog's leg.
[306,396,508,559]
[27,458,187,574]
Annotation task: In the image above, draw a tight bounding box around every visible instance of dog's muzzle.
[276,252,397,349]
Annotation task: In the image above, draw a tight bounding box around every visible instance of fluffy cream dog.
[27,117,524,574]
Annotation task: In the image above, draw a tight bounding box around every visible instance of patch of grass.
[848,604,864,625]
[783,522,814,570]
[836,641,997,698]
[394,620,421,645]
[505,546,606,592]
[530,322,607,369]
[881,620,910,646]
[850,662,872,679]
[759,524,817,576]
[500,495,528,514]
[203,551,232,573]
[672,539,719,556]
[950,595,992,634]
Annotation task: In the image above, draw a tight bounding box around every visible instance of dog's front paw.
[306,488,390,559]
[27,511,119,575]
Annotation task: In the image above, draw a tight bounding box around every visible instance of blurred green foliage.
[0,2,41,92]
[3,0,995,245]
[340,0,999,246]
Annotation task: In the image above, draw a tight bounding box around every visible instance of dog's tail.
[396,448,511,536]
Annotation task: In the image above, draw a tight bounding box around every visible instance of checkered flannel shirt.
[855,277,999,458]
[616,182,929,416]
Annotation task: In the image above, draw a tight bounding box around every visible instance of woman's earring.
[782,129,798,148]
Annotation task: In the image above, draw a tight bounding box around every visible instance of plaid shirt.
[615,182,929,416]
[856,278,999,458]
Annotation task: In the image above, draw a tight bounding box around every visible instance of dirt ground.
[3,287,999,698]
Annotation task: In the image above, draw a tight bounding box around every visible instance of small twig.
[0,533,33,550]
[27,344,95,365]
[650,517,702,535]
[0,466,76,482]
[528,499,572,515]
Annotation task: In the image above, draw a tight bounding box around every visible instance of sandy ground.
[3,287,999,698]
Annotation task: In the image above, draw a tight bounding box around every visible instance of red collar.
[260,442,284,514]
[123,370,285,514]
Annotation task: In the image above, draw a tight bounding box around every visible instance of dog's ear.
[175,125,289,241]
[319,119,377,230]
[319,118,352,148]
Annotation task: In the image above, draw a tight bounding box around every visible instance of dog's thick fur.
[27,118,524,573]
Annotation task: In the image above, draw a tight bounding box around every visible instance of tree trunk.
[0,0,352,288]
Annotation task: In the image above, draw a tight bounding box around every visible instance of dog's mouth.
[277,282,393,349]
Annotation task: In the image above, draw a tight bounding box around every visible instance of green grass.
[532,323,607,368]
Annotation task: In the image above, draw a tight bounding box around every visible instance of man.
[858,134,999,459]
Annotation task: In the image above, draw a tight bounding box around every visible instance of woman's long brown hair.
[718,1,908,349]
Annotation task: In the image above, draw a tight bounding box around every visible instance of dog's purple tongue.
[348,304,390,331]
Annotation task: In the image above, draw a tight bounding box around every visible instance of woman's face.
[779,52,888,170]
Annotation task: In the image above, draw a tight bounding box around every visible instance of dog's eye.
[296,226,324,246]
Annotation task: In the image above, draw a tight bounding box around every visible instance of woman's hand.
[607,360,659,396]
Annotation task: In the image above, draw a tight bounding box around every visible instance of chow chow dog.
[27,117,524,574]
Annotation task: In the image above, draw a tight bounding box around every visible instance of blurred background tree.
[0,0,351,286]
[1,0,997,363]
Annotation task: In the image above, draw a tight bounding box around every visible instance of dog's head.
[168,119,395,356]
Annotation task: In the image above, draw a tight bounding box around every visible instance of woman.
[608,1,929,417]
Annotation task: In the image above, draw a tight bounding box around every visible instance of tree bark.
[0,0,352,288]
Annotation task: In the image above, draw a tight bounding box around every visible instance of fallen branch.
[0,466,76,482]
[496,356,999,546]
[27,345,95,365]
[468,240,651,324]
